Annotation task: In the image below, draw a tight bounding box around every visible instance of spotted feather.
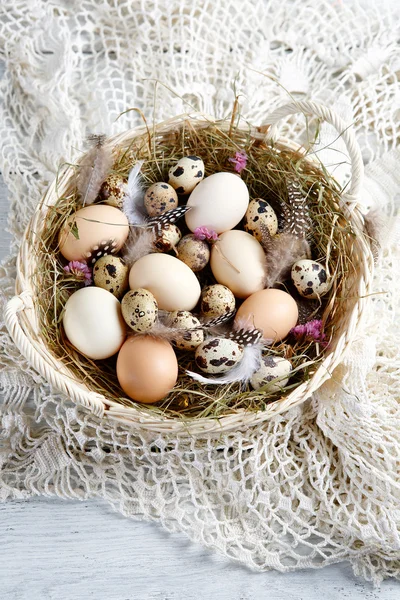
[201,310,236,328]
[146,205,192,235]
[85,239,119,265]
[229,327,263,346]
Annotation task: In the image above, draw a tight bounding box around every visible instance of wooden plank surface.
[0,66,399,600]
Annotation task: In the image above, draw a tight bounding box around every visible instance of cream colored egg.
[93,255,129,299]
[177,234,210,272]
[195,337,243,374]
[99,174,128,209]
[63,287,126,359]
[243,198,278,241]
[168,310,204,351]
[168,156,205,194]
[250,356,292,392]
[121,288,158,332]
[200,284,236,318]
[154,224,182,253]
[129,253,201,311]
[291,259,330,299]
[58,205,129,262]
[185,172,249,234]
[210,230,267,299]
[144,182,178,217]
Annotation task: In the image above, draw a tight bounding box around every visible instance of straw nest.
[30,115,362,421]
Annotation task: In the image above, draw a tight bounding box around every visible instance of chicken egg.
[185,172,249,234]
[62,287,126,359]
[235,289,298,342]
[129,253,201,311]
[117,336,178,403]
[210,230,267,298]
[58,204,129,262]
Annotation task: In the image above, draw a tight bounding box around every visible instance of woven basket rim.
[6,107,374,435]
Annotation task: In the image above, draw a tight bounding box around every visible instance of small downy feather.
[77,134,114,206]
[260,225,311,288]
[122,227,156,267]
[186,342,264,385]
[122,161,146,225]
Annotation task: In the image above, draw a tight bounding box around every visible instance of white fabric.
[1,0,400,584]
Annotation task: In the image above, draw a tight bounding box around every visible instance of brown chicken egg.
[116,336,178,403]
[58,205,129,262]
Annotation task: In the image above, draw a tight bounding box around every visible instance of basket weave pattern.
[5,101,374,434]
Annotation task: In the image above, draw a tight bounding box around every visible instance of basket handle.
[4,292,106,418]
[262,100,364,209]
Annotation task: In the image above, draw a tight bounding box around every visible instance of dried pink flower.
[64,261,93,286]
[291,319,327,345]
[229,151,248,174]
[193,226,219,242]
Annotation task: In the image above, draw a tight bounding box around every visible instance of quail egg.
[200,284,236,318]
[99,174,128,209]
[168,156,205,194]
[250,355,292,392]
[195,337,243,374]
[168,310,204,351]
[154,223,182,253]
[93,255,129,299]
[177,234,210,272]
[144,182,178,217]
[121,288,158,333]
[243,198,278,241]
[291,259,330,299]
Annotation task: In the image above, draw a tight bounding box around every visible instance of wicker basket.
[4,101,373,435]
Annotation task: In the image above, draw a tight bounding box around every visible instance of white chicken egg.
[185,172,249,234]
[62,287,126,359]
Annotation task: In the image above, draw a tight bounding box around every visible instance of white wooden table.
[0,97,398,600]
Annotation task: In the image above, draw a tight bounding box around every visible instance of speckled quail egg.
[291,259,330,299]
[200,284,236,318]
[168,156,205,194]
[121,288,158,333]
[177,234,210,272]
[99,174,128,209]
[144,182,178,217]
[154,224,182,253]
[243,198,278,241]
[93,255,129,299]
[168,310,204,351]
[195,337,243,374]
[250,355,292,392]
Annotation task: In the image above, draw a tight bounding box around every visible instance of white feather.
[186,343,263,385]
[122,161,146,225]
